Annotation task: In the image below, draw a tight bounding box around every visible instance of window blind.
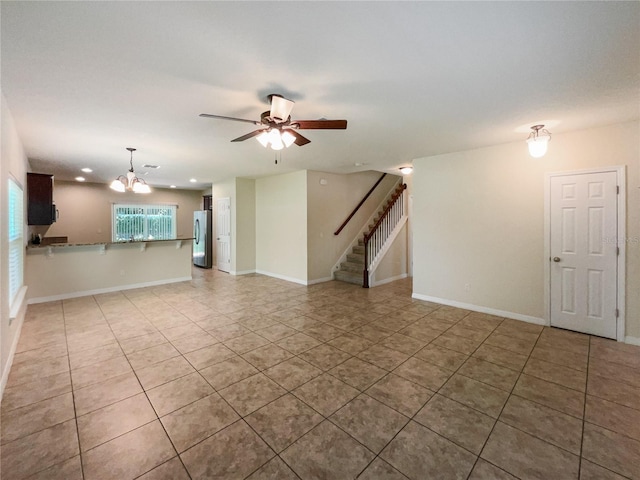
[8,178,24,309]
[112,203,177,242]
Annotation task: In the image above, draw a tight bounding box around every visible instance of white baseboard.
[27,276,193,304]
[625,336,640,346]
[1,307,26,400]
[307,276,333,286]
[255,270,308,286]
[371,273,408,287]
[230,270,256,276]
[411,293,546,326]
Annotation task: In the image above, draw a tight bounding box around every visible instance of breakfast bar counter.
[26,238,194,303]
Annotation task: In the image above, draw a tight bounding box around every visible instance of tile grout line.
[63,296,87,480]
[464,323,552,480]
[572,337,636,479]
[178,303,437,478]
[578,336,591,479]
[94,291,196,480]
[328,308,503,479]
[12,276,638,480]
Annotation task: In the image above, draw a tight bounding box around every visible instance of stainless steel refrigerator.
[193,210,212,268]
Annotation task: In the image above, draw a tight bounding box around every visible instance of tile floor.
[1,269,640,480]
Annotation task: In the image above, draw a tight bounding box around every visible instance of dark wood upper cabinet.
[27,173,56,225]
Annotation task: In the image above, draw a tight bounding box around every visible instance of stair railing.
[363,184,407,288]
[334,173,387,236]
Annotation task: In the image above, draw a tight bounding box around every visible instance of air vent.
[143,164,160,169]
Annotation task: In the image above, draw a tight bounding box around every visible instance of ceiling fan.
[200,94,347,150]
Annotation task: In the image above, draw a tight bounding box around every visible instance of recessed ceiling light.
[81,168,92,173]
[190,178,197,183]
[354,162,367,167]
[170,185,176,189]
[75,176,86,182]
[399,166,413,175]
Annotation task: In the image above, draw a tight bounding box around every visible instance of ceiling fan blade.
[293,119,348,130]
[286,129,311,146]
[199,113,261,125]
[231,129,266,142]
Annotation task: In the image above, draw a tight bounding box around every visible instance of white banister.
[363,185,407,287]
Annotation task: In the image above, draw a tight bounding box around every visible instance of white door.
[216,197,231,273]
[550,172,618,338]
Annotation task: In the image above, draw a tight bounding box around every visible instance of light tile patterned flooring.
[2,269,640,480]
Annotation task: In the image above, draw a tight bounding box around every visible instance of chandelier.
[110,147,151,193]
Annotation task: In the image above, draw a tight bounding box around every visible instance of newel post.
[363,237,369,288]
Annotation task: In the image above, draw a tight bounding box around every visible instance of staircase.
[334,182,407,286]
[334,241,366,285]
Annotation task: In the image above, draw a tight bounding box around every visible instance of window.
[8,177,24,312]
[112,203,177,242]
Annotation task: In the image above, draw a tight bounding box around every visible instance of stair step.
[340,261,363,273]
[352,245,364,254]
[334,270,363,286]
[347,253,364,264]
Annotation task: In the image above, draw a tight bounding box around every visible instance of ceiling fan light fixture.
[110,148,152,193]
[256,131,270,147]
[270,94,294,123]
[281,130,296,148]
[270,134,284,151]
[255,129,290,150]
[201,93,346,149]
[526,125,551,158]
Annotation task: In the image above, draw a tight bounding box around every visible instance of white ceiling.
[2,1,638,189]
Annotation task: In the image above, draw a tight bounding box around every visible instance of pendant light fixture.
[526,125,552,158]
[110,147,151,193]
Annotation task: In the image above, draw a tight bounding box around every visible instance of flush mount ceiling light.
[109,147,151,194]
[526,125,552,158]
[399,166,413,175]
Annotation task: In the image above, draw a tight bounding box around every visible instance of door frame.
[544,166,626,341]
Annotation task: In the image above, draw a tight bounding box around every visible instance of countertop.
[27,238,195,249]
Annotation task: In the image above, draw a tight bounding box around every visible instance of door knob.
[553,257,561,262]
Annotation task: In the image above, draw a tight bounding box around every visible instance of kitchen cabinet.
[27,173,56,225]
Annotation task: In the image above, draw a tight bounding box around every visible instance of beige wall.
[412,121,640,339]
[44,181,203,244]
[1,95,31,395]
[235,178,256,274]
[306,170,401,282]
[255,171,308,283]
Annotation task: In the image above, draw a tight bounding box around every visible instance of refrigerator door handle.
[195,219,200,245]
